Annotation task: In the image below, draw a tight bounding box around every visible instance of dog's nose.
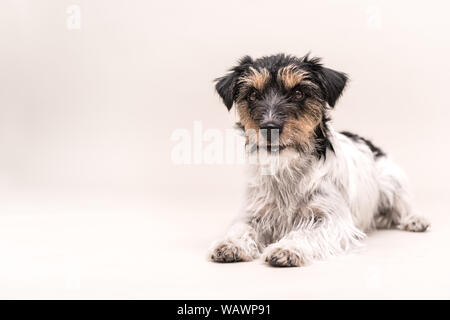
[260,121,283,134]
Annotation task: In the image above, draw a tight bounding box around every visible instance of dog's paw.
[264,247,304,267]
[400,215,430,232]
[209,241,248,263]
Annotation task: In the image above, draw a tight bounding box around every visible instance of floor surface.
[0,189,448,299]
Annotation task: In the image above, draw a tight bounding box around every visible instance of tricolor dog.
[209,54,430,267]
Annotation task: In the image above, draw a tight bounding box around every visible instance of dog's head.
[215,54,347,156]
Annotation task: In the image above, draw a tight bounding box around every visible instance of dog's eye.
[248,91,257,102]
[292,89,303,101]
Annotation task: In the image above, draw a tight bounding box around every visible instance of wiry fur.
[209,54,430,267]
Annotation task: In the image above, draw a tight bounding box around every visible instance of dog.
[208,53,430,267]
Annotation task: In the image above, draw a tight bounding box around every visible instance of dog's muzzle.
[260,121,282,146]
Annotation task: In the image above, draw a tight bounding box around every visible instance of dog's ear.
[215,55,253,111]
[317,67,348,108]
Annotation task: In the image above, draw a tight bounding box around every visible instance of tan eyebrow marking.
[277,64,310,90]
[238,67,270,91]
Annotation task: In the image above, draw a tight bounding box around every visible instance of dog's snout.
[260,121,283,134]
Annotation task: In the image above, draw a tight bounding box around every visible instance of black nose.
[260,121,283,134]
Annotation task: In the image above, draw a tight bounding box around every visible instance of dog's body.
[209,54,429,267]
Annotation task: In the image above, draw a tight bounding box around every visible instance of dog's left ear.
[317,67,348,108]
[215,55,253,111]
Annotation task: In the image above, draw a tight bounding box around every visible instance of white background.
[0,0,449,298]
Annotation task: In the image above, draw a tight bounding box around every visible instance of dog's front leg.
[263,188,366,267]
[209,220,260,263]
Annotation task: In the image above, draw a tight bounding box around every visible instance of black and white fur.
[209,54,429,267]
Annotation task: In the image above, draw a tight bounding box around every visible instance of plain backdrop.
[0,0,449,299]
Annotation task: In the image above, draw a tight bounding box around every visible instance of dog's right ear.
[215,55,253,111]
